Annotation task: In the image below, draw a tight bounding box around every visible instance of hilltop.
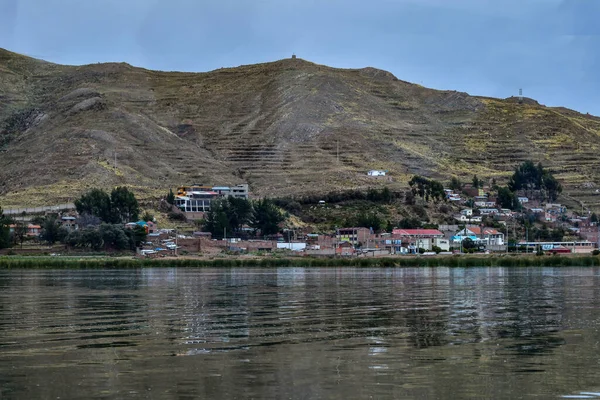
[2,48,600,209]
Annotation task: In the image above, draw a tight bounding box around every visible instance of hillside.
[1,48,600,209]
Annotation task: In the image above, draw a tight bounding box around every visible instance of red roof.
[392,229,444,236]
[466,226,499,235]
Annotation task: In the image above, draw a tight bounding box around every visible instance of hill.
[1,48,600,209]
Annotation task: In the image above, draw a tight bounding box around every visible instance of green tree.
[125,225,148,250]
[141,211,154,222]
[166,189,175,205]
[449,177,462,191]
[226,197,253,233]
[251,199,284,236]
[508,161,562,201]
[75,189,112,223]
[591,213,598,223]
[462,237,477,251]
[40,216,68,245]
[353,212,386,233]
[496,186,519,210]
[0,207,11,249]
[99,224,130,250]
[397,217,421,229]
[202,199,231,238]
[110,187,140,223]
[472,175,480,188]
[409,176,446,202]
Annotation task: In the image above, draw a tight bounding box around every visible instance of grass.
[1,255,599,269]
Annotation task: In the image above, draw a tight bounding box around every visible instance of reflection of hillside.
[3,268,600,398]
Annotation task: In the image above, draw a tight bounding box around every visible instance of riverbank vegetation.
[1,255,599,269]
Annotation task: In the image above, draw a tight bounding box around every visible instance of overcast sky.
[1,0,598,114]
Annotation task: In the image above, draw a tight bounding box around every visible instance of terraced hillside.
[1,48,600,209]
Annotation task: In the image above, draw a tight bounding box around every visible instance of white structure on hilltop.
[368,170,386,177]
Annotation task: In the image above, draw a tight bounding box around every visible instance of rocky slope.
[1,48,600,209]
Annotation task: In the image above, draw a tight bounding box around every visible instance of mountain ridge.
[1,48,600,210]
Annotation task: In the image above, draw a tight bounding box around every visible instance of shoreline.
[1,254,600,268]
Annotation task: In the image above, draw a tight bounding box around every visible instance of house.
[60,216,78,232]
[518,197,529,204]
[392,229,445,252]
[146,221,157,233]
[461,209,473,217]
[479,208,499,216]
[337,227,372,246]
[368,170,386,177]
[230,184,249,199]
[474,201,497,208]
[454,226,505,246]
[175,191,220,213]
[454,214,482,223]
[9,224,42,237]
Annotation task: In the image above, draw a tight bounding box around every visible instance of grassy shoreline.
[1,255,600,269]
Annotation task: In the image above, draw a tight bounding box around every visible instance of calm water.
[2,268,600,399]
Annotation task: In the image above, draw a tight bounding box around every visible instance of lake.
[2,267,600,399]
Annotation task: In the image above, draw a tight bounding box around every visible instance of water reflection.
[1,267,600,399]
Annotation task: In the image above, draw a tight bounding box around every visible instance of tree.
[99,224,130,250]
[202,198,253,238]
[13,222,27,248]
[77,213,101,228]
[251,199,284,236]
[449,177,462,191]
[40,216,68,245]
[226,197,253,233]
[125,225,147,250]
[353,212,386,233]
[397,217,421,229]
[75,189,112,223]
[110,187,139,223]
[591,213,598,223]
[409,175,446,202]
[0,207,11,249]
[462,237,477,251]
[508,161,561,201]
[203,199,231,238]
[472,175,480,188]
[141,211,154,222]
[496,186,520,210]
[166,189,176,205]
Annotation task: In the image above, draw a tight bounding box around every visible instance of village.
[2,170,598,258]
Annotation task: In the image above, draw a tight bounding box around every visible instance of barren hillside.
[1,48,600,209]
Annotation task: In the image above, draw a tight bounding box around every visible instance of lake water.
[2,267,600,399]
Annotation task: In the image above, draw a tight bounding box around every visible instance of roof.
[465,226,500,235]
[212,186,230,190]
[392,229,444,236]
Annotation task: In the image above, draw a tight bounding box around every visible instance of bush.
[168,211,187,221]
[593,249,600,256]
[432,246,442,254]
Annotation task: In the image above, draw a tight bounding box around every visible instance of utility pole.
[506,221,509,254]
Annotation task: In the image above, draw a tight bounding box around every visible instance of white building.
[368,170,386,176]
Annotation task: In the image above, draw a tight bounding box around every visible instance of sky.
[1,0,598,115]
